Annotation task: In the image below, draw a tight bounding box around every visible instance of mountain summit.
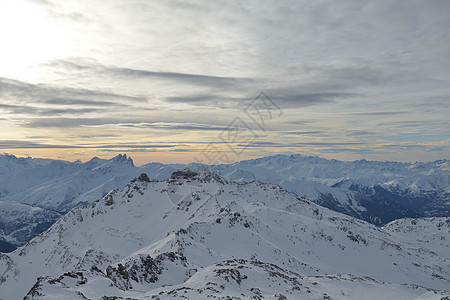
[111,153,135,166]
[170,168,227,184]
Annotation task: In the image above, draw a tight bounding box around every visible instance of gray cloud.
[348,111,409,116]
[0,140,79,149]
[98,149,169,153]
[382,144,429,150]
[283,131,325,135]
[43,98,125,107]
[26,118,232,131]
[0,77,145,106]
[273,92,358,108]
[318,148,384,154]
[90,144,176,149]
[164,95,245,108]
[0,140,176,149]
[78,134,119,139]
[240,141,365,148]
[0,76,150,121]
[26,118,113,127]
[345,130,378,136]
[85,122,231,131]
[410,95,450,108]
[0,103,101,116]
[165,92,358,109]
[311,64,428,89]
[47,59,250,88]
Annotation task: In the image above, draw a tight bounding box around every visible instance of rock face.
[105,252,195,291]
[0,170,448,299]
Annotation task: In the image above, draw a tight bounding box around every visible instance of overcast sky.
[0,0,449,164]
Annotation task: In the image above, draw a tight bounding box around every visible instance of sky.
[0,0,449,165]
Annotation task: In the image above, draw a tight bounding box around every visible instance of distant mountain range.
[1,169,448,299]
[0,153,448,252]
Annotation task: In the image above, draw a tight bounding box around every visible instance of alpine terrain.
[0,169,448,299]
[0,153,448,252]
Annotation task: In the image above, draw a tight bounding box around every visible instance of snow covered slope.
[383,217,449,260]
[0,170,448,299]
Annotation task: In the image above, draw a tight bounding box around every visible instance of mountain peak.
[1,153,18,160]
[170,168,227,184]
[111,154,134,166]
[131,173,151,183]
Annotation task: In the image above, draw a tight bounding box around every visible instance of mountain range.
[0,169,448,299]
[0,153,448,252]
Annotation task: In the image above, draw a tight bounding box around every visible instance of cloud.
[164,95,244,108]
[46,59,250,88]
[0,140,176,149]
[26,118,113,127]
[381,144,429,150]
[348,111,409,116]
[309,64,428,88]
[0,140,79,149]
[98,149,169,153]
[0,77,145,106]
[22,0,54,7]
[84,122,231,131]
[0,77,149,121]
[91,144,176,149]
[1,1,449,162]
[0,103,102,116]
[241,141,366,148]
[283,131,325,135]
[26,118,233,130]
[78,134,119,139]
[345,130,378,136]
[317,148,385,154]
[165,92,358,109]
[272,92,358,107]
[47,11,91,23]
[43,98,125,106]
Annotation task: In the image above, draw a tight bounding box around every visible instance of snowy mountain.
[211,155,450,226]
[0,153,448,252]
[0,154,139,252]
[0,170,448,299]
[1,154,135,212]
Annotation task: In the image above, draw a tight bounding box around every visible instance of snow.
[0,169,448,299]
